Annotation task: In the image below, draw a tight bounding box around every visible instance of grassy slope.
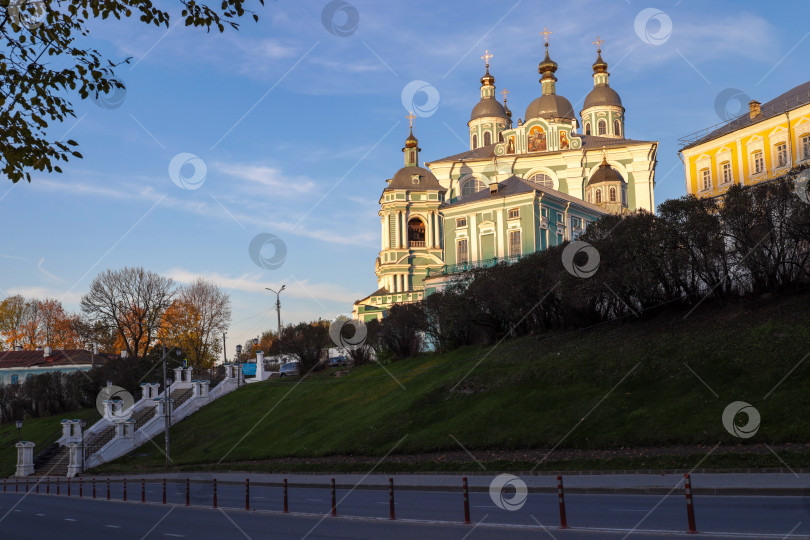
[0,408,99,477]
[97,293,810,472]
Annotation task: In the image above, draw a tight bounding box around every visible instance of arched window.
[613,120,621,137]
[585,122,591,135]
[595,189,602,204]
[471,134,478,149]
[484,131,491,146]
[598,120,607,136]
[586,190,592,203]
[498,131,504,143]
[527,173,554,189]
[407,218,426,246]
[609,187,617,202]
[460,177,486,198]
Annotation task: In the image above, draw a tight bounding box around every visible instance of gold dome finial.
[480,50,495,86]
[404,111,419,149]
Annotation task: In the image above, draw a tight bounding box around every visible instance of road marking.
[106,525,121,528]
[164,534,185,538]
[36,513,45,516]
[13,510,21,513]
[253,496,265,499]
[305,498,322,502]
[65,518,76,522]
[612,509,651,513]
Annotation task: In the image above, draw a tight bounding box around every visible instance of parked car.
[328,356,349,367]
[279,362,300,378]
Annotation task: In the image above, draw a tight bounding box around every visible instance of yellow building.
[680,81,810,198]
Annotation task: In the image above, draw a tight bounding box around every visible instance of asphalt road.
[0,482,807,539]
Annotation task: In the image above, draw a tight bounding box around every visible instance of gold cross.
[500,88,510,102]
[481,49,493,67]
[593,36,605,51]
[406,111,416,128]
[540,27,552,44]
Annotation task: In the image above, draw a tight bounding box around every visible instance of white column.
[427,212,433,248]
[173,366,183,385]
[15,442,35,477]
[381,217,386,250]
[496,210,505,258]
[61,419,72,439]
[470,213,478,262]
[394,211,401,248]
[66,443,80,477]
[256,351,265,381]
[404,209,410,249]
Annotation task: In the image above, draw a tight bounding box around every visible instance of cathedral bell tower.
[468,50,508,150]
[581,37,625,138]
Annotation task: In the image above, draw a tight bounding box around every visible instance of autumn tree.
[1,0,264,183]
[159,278,231,369]
[80,267,175,359]
[0,295,26,349]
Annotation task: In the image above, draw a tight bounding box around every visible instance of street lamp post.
[265,285,286,359]
[235,344,242,363]
[80,419,86,472]
[161,345,182,471]
[15,420,22,442]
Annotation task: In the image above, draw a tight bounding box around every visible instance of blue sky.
[1,0,807,356]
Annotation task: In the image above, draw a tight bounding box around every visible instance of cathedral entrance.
[408,218,426,247]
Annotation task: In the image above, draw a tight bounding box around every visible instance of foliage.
[279,320,330,373]
[1,0,263,183]
[0,296,82,349]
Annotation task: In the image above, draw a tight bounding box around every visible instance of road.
[0,481,807,539]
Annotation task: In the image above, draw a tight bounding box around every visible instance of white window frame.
[508,229,522,257]
[802,134,810,162]
[718,161,732,185]
[456,217,467,228]
[774,142,789,170]
[598,120,607,136]
[456,238,468,264]
[751,150,765,176]
[507,207,519,220]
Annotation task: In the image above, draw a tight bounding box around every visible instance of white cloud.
[6,286,83,306]
[37,258,65,283]
[214,162,315,193]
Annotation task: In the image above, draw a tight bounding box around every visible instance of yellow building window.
[802,135,810,160]
[720,161,731,184]
[775,143,788,168]
[508,207,519,219]
[700,168,711,191]
[752,151,764,174]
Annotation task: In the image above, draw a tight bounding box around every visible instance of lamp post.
[162,344,182,471]
[223,332,227,364]
[265,285,286,359]
[235,344,242,363]
[15,420,22,442]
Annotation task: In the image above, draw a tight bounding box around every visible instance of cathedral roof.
[428,143,498,163]
[470,98,507,121]
[680,80,810,151]
[525,94,575,122]
[354,287,390,305]
[587,157,625,186]
[583,85,623,110]
[385,166,446,191]
[440,175,606,214]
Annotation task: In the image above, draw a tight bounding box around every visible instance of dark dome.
[525,94,575,121]
[583,85,623,110]
[587,159,625,186]
[387,166,445,191]
[470,98,507,121]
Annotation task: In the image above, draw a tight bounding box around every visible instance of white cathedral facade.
[353,36,658,321]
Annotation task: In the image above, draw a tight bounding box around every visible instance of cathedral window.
[457,239,468,264]
[775,143,788,167]
[472,134,478,149]
[700,168,711,191]
[595,189,602,204]
[407,218,426,247]
[720,161,731,184]
[460,177,486,198]
[586,190,592,203]
[527,173,554,189]
[507,208,519,219]
[752,151,764,174]
[484,131,492,146]
[498,131,504,143]
[609,187,617,202]
[802,135,810,160]
[613,120,621,137]
[585,122,591,135]
[509,230,521,257]
[456,217,467,228]
[598,120,607,136]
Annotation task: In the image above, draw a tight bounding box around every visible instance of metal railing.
[426,254,524,277]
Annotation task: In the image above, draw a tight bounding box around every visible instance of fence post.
[67,478,71,497]
[15,477,18,493]
[107,478,110,500]
[462,477,471,525]
[123,479,127,502]
[57,478,60,496]
[186,478,190,506]
[92,478,96,499]
[684,473,697,534]
[389,478,396,520]
[35,479,39,493]
[245,478,250,511]
[141,479,145,503]
[46,477,49,495]
[162,479,166,504]
[557,475,569,529]
[283,478,288,513]
[213,478,218,509]
[331,478,337,516]
[79,478,83,498]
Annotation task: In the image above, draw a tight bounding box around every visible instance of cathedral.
[353,35,658,322]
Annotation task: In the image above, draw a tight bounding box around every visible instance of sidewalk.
[94,471,810,496]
